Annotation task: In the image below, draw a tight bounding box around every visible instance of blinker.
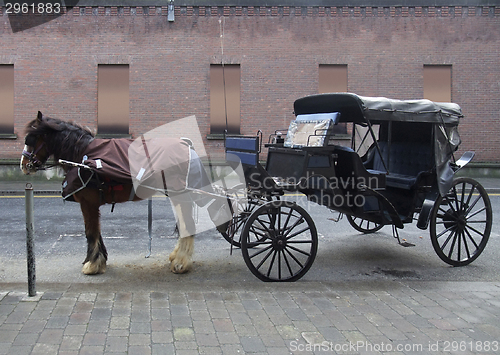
[25,135,37,147]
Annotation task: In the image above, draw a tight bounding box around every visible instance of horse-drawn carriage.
[221,93,492,281]
[21,93,492,282]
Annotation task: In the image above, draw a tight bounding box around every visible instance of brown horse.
[20,112,208,275]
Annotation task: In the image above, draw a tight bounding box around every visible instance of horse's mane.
[25,114,95,162]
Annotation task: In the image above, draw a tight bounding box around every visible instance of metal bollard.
[25,183,36,297]
[145,198,152,258]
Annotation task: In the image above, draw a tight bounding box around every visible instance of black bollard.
[25,183,36,297]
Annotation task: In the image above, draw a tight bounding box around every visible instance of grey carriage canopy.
[293,93,463,195]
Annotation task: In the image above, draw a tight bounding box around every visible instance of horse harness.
[22,134,49,172]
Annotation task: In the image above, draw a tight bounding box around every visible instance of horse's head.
[20,112,51,175]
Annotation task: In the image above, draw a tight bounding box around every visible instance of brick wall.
[1,4,499,162]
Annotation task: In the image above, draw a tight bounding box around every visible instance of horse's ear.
[37,111,43,122]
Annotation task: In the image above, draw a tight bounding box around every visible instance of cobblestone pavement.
[1,281,499,354]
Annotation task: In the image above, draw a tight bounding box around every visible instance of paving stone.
[193,320,216,334]
[6,345,33,355]
[46,316,70,329]
[284,307,308,321]
[174,340,198,350]
[129,332,151,346]
[171,315,193,327]
[240,336,267,353]
[276,325,300,339]
[13,332,39,346]
[73,302,93,313]
[208,309,230,319]
[170,304,189,316]
[82,332,106,346]
[63,324,87,336]
[196,333,219,347]
[20,319,46,333]
[260,334,287,348]
[78,293,97,302]
[59,335,84,350]
[5,311,31,324]
[128,345,152,355]
[110,316,130,329]
[152,343,175,355]
[235,323,259,337]
[87,319,110,333]
[105,336,128,352]
[241,299,262,311]
[130,321,151,334]
[31,343,59,355]
[152,331,173,344]
[37,328,64,344]
[213,319,234,333]
[56,297,77,308]
[216,331,240,344]
[151,319,172,332]
[173,327,195,342]
[41,292,63,301]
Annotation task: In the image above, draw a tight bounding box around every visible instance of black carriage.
[221,93,492,282]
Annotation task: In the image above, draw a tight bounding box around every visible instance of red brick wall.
[1,5,499,162]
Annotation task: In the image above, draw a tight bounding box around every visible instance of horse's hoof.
[82,259,106,275]
[169,259,192,274]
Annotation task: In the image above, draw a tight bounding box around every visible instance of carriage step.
[399,241,415,247]
[392,225,415,247]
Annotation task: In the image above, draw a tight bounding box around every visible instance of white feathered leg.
[169,200,195,274]
[169,236,194,273]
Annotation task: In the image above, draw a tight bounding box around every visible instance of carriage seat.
[225,136,260,167]
[334,146,386,190]
[368,142,434,189]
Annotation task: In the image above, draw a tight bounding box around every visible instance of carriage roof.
[293,93,463,125]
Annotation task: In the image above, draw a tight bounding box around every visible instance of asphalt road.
[0,192,498,287]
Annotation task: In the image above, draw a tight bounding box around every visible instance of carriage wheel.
[346,215,384,234]
[219,184,276,248]
[430,177,492,266]
[220,197,261,248]
[241,200,318,282]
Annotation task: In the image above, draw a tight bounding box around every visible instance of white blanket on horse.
[62,137,199,200]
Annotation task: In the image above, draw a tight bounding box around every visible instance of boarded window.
[319,64,347,135]
[97,64,129,135]
[210,64,240,134]
[0,65,14,135]
[423,65,452,102]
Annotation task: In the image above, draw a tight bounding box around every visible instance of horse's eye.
[25,135,37,147]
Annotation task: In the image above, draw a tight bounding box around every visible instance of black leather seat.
[334,145,386,190]
[369,141,433,189]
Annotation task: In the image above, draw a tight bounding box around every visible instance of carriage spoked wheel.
[430,177,492,267]
[219,183,277,248]
[220,196,262,248]
[241,200,318,282]
[346,215,384,234]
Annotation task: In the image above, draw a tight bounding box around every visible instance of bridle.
[22,135,49,172]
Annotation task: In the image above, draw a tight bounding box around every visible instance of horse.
[20,111,217,275]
